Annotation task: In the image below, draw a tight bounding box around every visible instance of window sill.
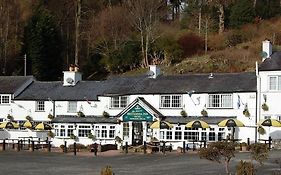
[207,107,233,109]
[35,111,45,112]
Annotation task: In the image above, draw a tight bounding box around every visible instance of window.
[269,76,281,90]
[201,128,207,140]
[78,125,91,137]
[209,128,215,141]
[160,95,182,108]
[67,125,74,137]
[36,101,45,111]
[123,123,129,139]
[218,128,225,141]
[208,94,232,108]
[0,95,10,104]
[109,126,115,138]
[184,128,199,141]
[95,126,100,138]
[67,101,77,113]
[175,126,182,140]
[264,116,271,120]
[101,126,107,138]
[166,130,172,140]
[110,96,128,108]
[277,116,281,121]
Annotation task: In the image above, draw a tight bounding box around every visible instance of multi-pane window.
[60,125,66,137]
[0,95,10,104]
[110,96,128,108]
[184,128,199,141]
[208,94,232,108]
[67,101,77,113]
[264,115,271,120]
[123,123,129,139]
[67,125,74,137]
[201,128,207,141]
[269,76,281,90]
[109,126,115,138]
[101,126,107,138]
[160,95,182,108]
[175,126,182,140]
[78,125,91,137]
[95,126,100,138]
[166,130,172,140]
[36,101,45,111]
[209,128,216,141]
[218,128,225,141]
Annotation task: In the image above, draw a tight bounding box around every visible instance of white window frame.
[78,125,91,137]
[268,75,281,91]
[208,94,233,108]
[110,96,129,108]
[35,101,45,112]
[0,95,10,104]
[160,95,182,108]
[67,101,77,113]
[95,125,116,139]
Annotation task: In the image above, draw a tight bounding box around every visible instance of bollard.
[247,138,250,151]
[192,140,195,151]
[28,139,31,149]
[64,141,67,153]
[163,142,166,154]
[12,139,15,149]
[17,140,20,151]
[31,141,34,152]
[20,139,23,150]
[3,139,6,151]
[125,142,128,154]
[269,136,272,149]
[74,142,77,156]
[203,140,206,148]
[48,141,51,152]
[183,141,186,153]
[143,141,147,154]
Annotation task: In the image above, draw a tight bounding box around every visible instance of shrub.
[225,32,244,47]
[48,114,54,120]
[249,143,268,165]
[177,33,204,57]
[236,160,255,175]
[103,111,110,118]
[101,165,113,175]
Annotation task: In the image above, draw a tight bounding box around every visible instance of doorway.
[132,122,143,146]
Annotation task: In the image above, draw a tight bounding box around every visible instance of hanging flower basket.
[258,126,266,135]
[48,114,54,120]
[180,110,187,117]
[201,109,208,117]
[47,131,55,138]
[243,109,250,117]
[7,114,14,121]
[261,103,269,111]
[103,111,110,118]
[26,115,33,121]
[77,111,85,117]
[70,134,78,140]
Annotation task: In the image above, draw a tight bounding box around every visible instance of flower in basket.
[261,103,269,111]
[77,111,85,117]
[70,134,78,141]
[7,114,14,121]
[180,110,188,117]
[48,114,55,120]
[243,109,250,117]
[26,115,33,121]
[103,111,110,118]
[201,109,208,117]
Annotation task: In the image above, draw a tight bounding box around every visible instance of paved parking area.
[0,150,280,175]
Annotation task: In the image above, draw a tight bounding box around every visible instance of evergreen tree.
[23,4,62,81]
[229,0,255,28]
[255,0,281,19]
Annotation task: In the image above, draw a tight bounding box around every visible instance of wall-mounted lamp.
[263,94,267,102]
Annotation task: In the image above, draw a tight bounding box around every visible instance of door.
[132,122,143,146]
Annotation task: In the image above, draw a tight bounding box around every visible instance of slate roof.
[164,116,236,124]
[104,72,256,95]
[16,80,110,101]
[15,72,256,100]
[0,76,33,94]
[259,51,281,71]
[52,115,118,123]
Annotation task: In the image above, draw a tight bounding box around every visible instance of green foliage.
[258,126,266,135]
[225,32,245,47]
[103,111,110,118]
[101,165,113,175]
[7,114,14,121]
[77,111,85,117]
[243,109,250,117]
[180,110,188,117]
[48,114,54,120]
[255,0,281,19]
[26,115,33,121]
[261,103,269,111]
[88,133,96,140]
[229,0,255,28]
[236,160,255,175]
[23,4,62,81]
[201,109,208,117]
[47,131,55,138]
[199,141,235,174]
[249,143,268,165]
[70,134,78,140]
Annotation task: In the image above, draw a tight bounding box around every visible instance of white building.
[0,40,280,149]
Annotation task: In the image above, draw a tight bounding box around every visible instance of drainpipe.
[255,61,260,143]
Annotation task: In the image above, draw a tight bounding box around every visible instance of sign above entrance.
[123,104,153,122]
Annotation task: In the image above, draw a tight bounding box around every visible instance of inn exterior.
[0,40,280,149]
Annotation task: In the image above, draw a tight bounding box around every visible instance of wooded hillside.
[0,0,280,80]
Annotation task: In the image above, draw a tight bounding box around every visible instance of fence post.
[48,141,51,152]
[31,141,34,152]
[17,140,20,151]
[269,136,272,149]
[125,142,128,154]
[143,141,147,154]
[163,142,166,154]
[183,141,186,153]
[64,141,67,153]
[3,139,5,151]
[74,142,76,156]
[28,139,31,149]
[20,139,23,150]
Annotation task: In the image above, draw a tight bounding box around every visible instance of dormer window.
[110,96,128,108]
[268,76,281,91]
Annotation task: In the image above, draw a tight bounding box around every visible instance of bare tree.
[75,0,82,66]
[126,0,164,68]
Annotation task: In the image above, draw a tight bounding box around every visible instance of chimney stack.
[63,64,82,86]
[149,65,161,79]
[262,40,272,61]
